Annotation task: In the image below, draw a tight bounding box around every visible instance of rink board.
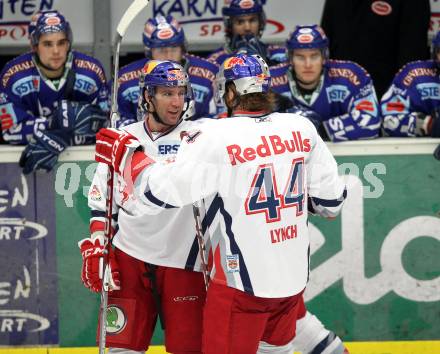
[0,138,439,351]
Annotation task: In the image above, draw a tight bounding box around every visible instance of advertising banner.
[0,0,93,49]
[0,165,58,345]
[1,0,439,52]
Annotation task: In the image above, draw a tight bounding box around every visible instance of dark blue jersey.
[381,60,440,137]
[270,60,381,141]
[0,51,109,144]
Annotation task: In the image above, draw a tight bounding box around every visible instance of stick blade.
[116,0,150,37]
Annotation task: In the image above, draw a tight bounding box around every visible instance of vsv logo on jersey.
[416,83,440,101]
[11,76,39,97]
[74,74,97,95]
[227,132,311,166]
[326,85,350,103]
[122,86,140,104]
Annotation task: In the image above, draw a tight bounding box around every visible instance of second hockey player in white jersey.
[79,61,208,353]
[95,54,347,354]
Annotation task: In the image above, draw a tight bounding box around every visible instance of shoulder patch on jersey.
[187,65,217,81]
[180,130,202,143]
[89,185,102,201]
[74,57,106,84]
[226,254,240,273]
[74,74,98,95]
[327,66,361,86]
[270,72,289,87]
[11,75,40,97]
[415,82,440,100]
[118,68,143,84]
[2,59,35,88]
[328,59,370,77]
[402,66,437,87]
[326,85,350,103]
[121,86,140,103]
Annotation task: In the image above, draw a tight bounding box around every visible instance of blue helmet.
[286,25,329,58]
[222,0,266,39]
[216,54,271,99]
[138,60,193,119]
[142,15,186,56]
[28,10,46,39]
[30,11,72,47]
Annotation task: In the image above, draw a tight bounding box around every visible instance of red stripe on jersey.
[130,151,155,182]
[213,245,227,284]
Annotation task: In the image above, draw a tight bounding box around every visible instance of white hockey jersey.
[88,119,209,271]
[133,112,347,298]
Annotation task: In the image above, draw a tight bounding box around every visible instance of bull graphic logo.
[168,69,186,81]
[224,56,246,69]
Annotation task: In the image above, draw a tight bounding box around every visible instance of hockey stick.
[192,200,210,290]
[99,1,150,353]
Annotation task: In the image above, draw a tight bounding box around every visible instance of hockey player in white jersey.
[78,61,208,353]
[94,54,347,354]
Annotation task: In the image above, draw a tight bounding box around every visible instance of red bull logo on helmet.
[142,61,160,75]
[168,68,186,81]
[256,73,269,84]
[224,56,246,69]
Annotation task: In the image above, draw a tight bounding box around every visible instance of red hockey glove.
[78,233,120,293]
[95,128,142,174]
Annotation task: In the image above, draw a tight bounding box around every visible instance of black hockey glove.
[49,100,108,145]
[19,128,69,174]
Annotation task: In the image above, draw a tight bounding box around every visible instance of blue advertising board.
[0,164,58,345]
